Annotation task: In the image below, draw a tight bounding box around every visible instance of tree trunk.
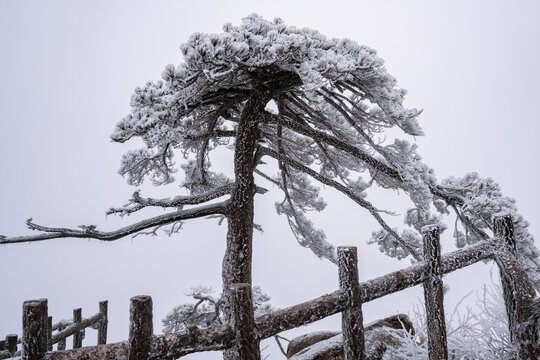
[222,91,269,360]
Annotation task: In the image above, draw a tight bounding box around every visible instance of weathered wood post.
[493,214,540,358]
[493,214,519,344]
[6,334,18,353]
[56,324,66,351]
[22,298,48,360]
[98,300,108,345]
[422,225,448,360]
[230,283,260,360]
[47,316,53,351]
[338,246,365,360]
[72,308,83,349]
[517,309,540,360]
[128,295,153,360]
[493,214,516,253]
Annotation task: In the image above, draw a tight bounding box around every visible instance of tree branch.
[183,129,236,141]
[107,184,234,216]
[0,201,229,245]
[259,146,422,260]
[262,112,401,180]
[263,112,488,242]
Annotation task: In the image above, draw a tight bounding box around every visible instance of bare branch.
[0,201,228,245]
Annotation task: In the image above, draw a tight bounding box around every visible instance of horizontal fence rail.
[4,215,540,360]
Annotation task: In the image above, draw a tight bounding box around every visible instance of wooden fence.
[0,301,107,359]
[3,214,540,360]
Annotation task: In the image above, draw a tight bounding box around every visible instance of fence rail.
[0,301,107,359]
[3,214,540,360]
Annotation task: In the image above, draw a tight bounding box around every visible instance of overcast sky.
[1,1,539,359]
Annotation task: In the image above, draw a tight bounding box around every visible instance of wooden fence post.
[98,300,108,345]
[72,308,83,349]
[493,214,519,343]
[493,214,540,358]
[422,225,448,360]
[230,283,261,360]
[128,295,153,360]
[56,324,66,351]
[338,246,365,360]
[493,214,516,254]
[22,298,48,360]
[6,334,18,354]
[47,316,53,351]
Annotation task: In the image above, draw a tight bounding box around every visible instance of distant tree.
[2,14,540,359]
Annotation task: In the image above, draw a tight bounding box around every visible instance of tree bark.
[222,90,269,360]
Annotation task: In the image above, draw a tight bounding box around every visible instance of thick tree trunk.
[222,91,269,360]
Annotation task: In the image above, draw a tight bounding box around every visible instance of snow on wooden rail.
[7,215,540,360]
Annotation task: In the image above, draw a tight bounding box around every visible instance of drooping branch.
[263,112,489,242]
[316,88,393,164]
[0,201,228,245]
[262,112,401,180]
[259,146,421,261]
[107,184,235,216]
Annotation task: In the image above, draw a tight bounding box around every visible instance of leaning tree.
[2,14,540,358]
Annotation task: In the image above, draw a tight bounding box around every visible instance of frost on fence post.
[230,283,260,360]
[422,225,448,360]
[493,214,517,254]
[129,295,153,360]
[493,214,519,343]
[22,298,48,360]
[493,214,540,358]
[516,299,540,359]
[338,246,365,360]
[98,300,108,345]
[72,308,83,349]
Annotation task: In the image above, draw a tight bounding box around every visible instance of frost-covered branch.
[107,184,234,216]
[262,112,401,180]
[272,124,337,262]
[259,146,421,261]
[0,201,228,245]
[183,129,236,141]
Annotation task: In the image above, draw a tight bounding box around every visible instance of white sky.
[1,1,539,359]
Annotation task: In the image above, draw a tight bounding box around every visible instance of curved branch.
[0,201,229,245]
[259,146,421,260]
[107,184,234,216]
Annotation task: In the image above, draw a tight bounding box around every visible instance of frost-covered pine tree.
[2,14,540,359]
